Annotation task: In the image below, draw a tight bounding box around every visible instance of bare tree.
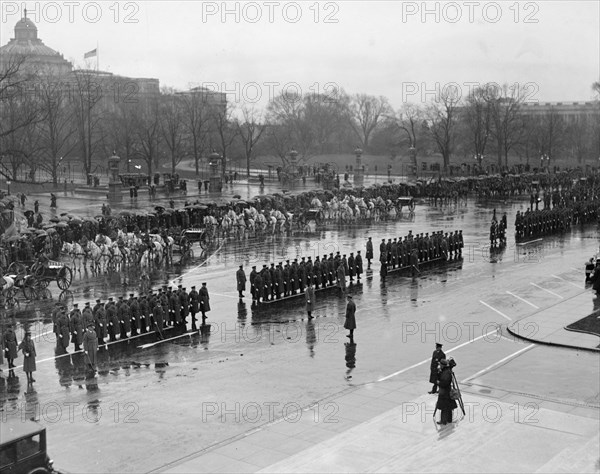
[463,86,493,166]
[349,93,391,150]
[209,104,238,175]
[424,88,460,171]
[108,101,140,173]
[36,78,78,184]
[133,98,162,176]
[236,105,267,177]
[159,88,186,174]
[530,108,566,167]
[71,69,106,175]
[180,88,212,176]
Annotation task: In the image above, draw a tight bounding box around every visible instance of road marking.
[169,240,225,286]
[530,282,564,299]
[461,344,535,383]
[479,300,512,321]
[138,330,199,349]
[516,239,542,246]
[506,291,539,309]
[378,329,498,382]
[550,274,581,289]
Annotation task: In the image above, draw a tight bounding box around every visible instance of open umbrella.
[46,228,57,235]
[233,194,242,199]
[49,217,60,223]
[24,210,34,217]
[20,228,33,234]
[69,218,83,225]
[56,222,68,228]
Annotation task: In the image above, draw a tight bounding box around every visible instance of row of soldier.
[515,208,573,239]
[378,230,464,269]
[247,252,365,304]
[51,284,211,349]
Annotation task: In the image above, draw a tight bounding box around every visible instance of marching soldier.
[130,295,141,336]
[249,265,257,300]
[93,300,107,345]
[106,298,118,342]
[355,251,363,280]
[348,253,355,282]
[180,287,189,327]
[199,282,211,325]
[57,307,71,351]
[117,296,131,339]
[69,303,84,351]
[236,265,247,298]
[282,261,290,296]
[366,237,373,268]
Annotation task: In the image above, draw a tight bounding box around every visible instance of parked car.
[0,419,58,473]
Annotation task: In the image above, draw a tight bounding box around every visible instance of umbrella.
[35,229,47,234]
[20,228,33,234]
[206,201,217,206]
[59,216,69,222]
[46,228,57,235]
[56,222,68,228]
[24,210,34,217]
[5,235,21,242]
[119,211,132,217]
[233,194,242,199]
[69,218,83,225]
[49,217,60,223]
[94,215,104,220]
[43,224,56,229]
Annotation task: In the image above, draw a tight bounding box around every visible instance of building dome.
[0,12,72,75]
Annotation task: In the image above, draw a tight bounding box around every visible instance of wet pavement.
[2,183,600,473]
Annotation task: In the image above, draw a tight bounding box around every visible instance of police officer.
[237,265,247,298]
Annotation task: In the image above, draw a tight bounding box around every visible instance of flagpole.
[96,41,99,71]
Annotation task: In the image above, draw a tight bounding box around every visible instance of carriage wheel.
[315,211,325,226]
[23,280,38,300]
[31,262,46,278]
[57,266,73,290]
[199,233,209,250]
[59,290,74,304]
[7,262,26,275]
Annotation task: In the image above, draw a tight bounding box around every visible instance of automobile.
[0,419,58,473]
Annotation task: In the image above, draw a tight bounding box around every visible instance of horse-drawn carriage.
[181,228,210,250]
[295,209,325,230]
[396,197,416,212]
[1,259,72,303]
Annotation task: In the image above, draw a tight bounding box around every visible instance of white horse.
[203,215,218,237]
[85,241,110,272]
[61,242,85,272]
[220,215,234,237]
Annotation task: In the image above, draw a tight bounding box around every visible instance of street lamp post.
[209,151,223,193]
[353,147,364,186]
[6,180,11,195]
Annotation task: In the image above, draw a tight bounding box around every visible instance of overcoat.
[344,300,356,330]
[237,269,247,292]
[199,286,211,312]
[436,368,458,411]
[18,338,36,372]
[305,286,315,312]
[429,348,446,383]
[83,328,98,367]
[3,329,18,359]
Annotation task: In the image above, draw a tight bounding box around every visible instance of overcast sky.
[2,1,598,109]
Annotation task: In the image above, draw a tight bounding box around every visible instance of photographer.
[436,358,457,425]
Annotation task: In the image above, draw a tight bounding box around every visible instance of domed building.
[0,10,73,75]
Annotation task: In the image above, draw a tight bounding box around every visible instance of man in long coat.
[236,265,247,298]
[152,300,165,338]
[70,304,84,351]
[170,290,182,326]
[249,266,257,300]
[82,302,94,329]
[344,295,356,342]
[436,359,457,425]
[106,298,119,342]
[199,282,211,325]
[348,253,356,282]
[305,281,315,319]
[337,262,346,292]
[179,287,189,326]
[83,324,98,371]
[366,237,373,268]
[428,343,446,394]
[355,251,363,280]
[117,297,131,339]
[130,295,141,336]
[189,286,200,330]
[93,300,107,345]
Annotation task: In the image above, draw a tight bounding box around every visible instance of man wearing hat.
[199,282,210,325]
[355,250,363,280]
[366,237,373,268]
[236,265,247,298]
[261,265,272,301]
[348,252,355,282]
[436,358,457,425]
[344,295,356,342]
[106,298,119,342]
[69,303,84,351]
[428,342,446,394]
[179,287,189,327]
[83,323,98,372]
[130,295,141,336]
[298,257,307,294]
[139,294,149,334]
[253,270,263,305]
[170,288,181,326]
[117,296,131,339]
[189,286,200,330]
[249,266,258,301]
[93,299,107,346]
[82,302,94,330]
[282,261,290,297]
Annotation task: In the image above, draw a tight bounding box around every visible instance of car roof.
[1,420,45,445]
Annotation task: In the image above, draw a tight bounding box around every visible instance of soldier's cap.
[85,302,90,305]
[130,294,134,297]
[202,282,207,286]
[286,259,290,263]
[270,263,275,266]
[263,264,267,268]
[239,265,243,268]
[357,250,361,253]
[368,237,372,240]
[436,342,443,347]
[347,295,353,299]
[95,299,101,303]
[178,285,182,289]
[343,254,346,257]
[350,252,354,255]
[294,259,298,262]
[382,239,385,242]
[108,297,114,301]
[87,323,95,328]
[168,287,172,291]
[73,303,78,307]
[191,286,196,289]
[252,266,256,269]
[329,253,333,257]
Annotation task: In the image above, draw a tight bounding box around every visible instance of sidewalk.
[160,374,599,473]
[507,290,600,352]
